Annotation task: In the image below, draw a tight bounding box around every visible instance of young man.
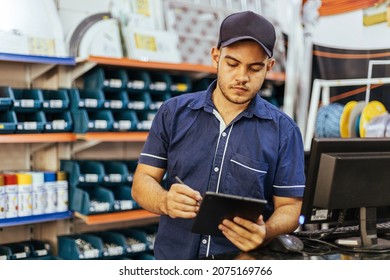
[132,11,306,259]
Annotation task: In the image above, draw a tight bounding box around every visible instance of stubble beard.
[217,79,254,105]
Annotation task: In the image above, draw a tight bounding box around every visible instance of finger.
[256,215,265,226]
[219,223,256,251]
[169,208,198,219]
[219,218,265,250]
[170,192,201,208]
[170,200,200,213]
[167,199,199,218]
[171,183,202,202]
[233,217,263,234]
[166,193,200,219]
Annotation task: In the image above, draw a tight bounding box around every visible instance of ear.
[266,58,275,72]
[211,47,220,68]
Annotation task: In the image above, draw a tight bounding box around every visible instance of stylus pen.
[175,176,185,185]
[175,176,201,205]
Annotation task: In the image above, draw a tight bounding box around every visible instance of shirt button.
[222,132,227,137]
[202,239,207,244]
[214,167,219,172]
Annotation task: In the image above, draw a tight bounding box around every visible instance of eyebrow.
[223,55,266,67]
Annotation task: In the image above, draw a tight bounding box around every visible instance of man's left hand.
[218,215,266,252]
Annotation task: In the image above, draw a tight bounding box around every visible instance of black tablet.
[191,191,267,237]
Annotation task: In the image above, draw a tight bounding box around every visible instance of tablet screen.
[191,192,267,237]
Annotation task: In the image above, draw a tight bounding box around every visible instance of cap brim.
[220,36,272,57]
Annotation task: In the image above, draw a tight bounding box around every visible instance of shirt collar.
[188,79,273,120]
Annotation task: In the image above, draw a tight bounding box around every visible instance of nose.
[235,66,249,83]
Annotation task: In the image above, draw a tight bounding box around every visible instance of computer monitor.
[300,137,390,249]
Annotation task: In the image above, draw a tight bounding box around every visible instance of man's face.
[212,40,274,106]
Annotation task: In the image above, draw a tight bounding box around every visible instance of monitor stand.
[335,207,390,249]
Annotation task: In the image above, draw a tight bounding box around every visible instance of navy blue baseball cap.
[217,11,276,57]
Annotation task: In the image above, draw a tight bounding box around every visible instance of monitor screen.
[300,137,390,249]
[300,137,390,226]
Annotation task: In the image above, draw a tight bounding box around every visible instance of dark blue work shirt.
[138,80,306,259]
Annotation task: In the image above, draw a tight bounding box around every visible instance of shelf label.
[149,81,167,91]
[35,249,48,256]
[128,101,145,110]
[84,98,98,108]
[150,101,163,110]
[127,80,145,89]
[171,83,188,92]
[109,174,122,182]
[14,252,27,259]
[84,174,98,182]
[52,120,67,130]
[94,120,108,129]
[21,99,35,108]
[22,122,38,130]
[89,201,110,212]
[103,79,122,88]
[49,99,63,108]
[137,120,152,130]
[109,100,123,109]
[118,120,132,130]
[114,200,133,210]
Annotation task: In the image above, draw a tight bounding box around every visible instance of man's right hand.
[165,182,202,219]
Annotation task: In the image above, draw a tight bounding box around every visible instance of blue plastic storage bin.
[69,185,114,214]
[126,90,151,111]
[60,160,105,186]
[148,72,172,93]
[83,67,128,90]
[77,160,105,184]
[125,70,150,92]
[58,234,103,259]
[15,111,46,133]
[0,111,17,133]
[3,242,31,259]
[103,90,128,110]
[12,88,43,112]
[0,246,11,260]
[102,161,129,183]
[135,110,156,131]
[112,110,138,132]
[149,92,171,110]
[106,185,138,211]
[0,86,14,111]
[20,240,52,259]
[44,111,73,132]
[90,232,126,258]
[68,88,105,110]
[72,109,114,133]
[170,74,192,93]
[41,89,70,112]
[113,228,149,255]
